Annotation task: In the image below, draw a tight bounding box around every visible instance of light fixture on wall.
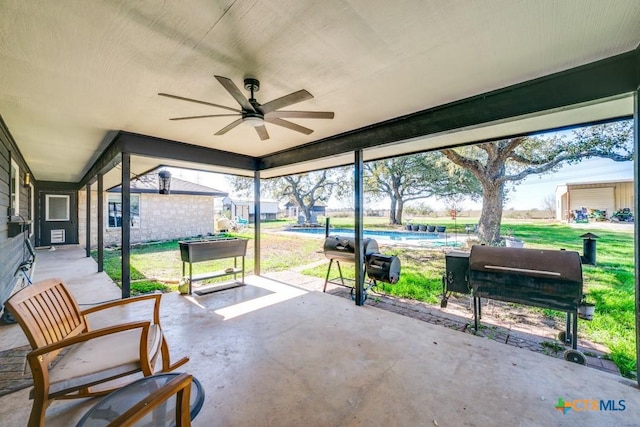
[24,172,31,187]
[158,170,171,194]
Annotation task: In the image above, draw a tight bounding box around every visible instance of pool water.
[284,227,463,246]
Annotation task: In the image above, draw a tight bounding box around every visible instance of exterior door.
[39,191,78,246]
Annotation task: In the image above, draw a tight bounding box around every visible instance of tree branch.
[441,149,484,175]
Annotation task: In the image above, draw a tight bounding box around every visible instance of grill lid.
[323,236,379,262]
[469,246,582,283]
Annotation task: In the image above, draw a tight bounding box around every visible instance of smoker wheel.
[440,299,448,308]
[557,331,572,344]
[563,349,586,365]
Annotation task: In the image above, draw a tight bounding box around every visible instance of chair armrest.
[27,321,151,359]
[108,373,194,426]
[81,293,162,325]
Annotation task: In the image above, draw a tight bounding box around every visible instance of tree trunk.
[478,181,505,244]
[388,197,398,224]
[303,206,312,221]
[396,200,404,224]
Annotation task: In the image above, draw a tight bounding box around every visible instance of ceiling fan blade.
[260,90,313,114]
[214,76,255,112]
[170,114,241,121]
[255,124,269,141]
[214,118,243,136]
[265,117,313,135]
[158,93,241,113]
[266,111,334,119]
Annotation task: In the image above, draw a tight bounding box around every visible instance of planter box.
[179,238,248,263]
[178,237,249,295]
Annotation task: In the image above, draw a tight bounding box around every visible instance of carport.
[1,0,639,395]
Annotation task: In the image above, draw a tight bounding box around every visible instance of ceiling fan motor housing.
[244,78,260,93]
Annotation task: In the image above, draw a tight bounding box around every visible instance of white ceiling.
[1,0,639,184]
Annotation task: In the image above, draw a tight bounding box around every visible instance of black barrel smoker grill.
[444,245,587,364]
[322,235,401,300]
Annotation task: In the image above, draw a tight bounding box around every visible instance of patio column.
[97,174,104,273]
[85,183,91,257]
[634,88,639,387]
[254,170,261,276]
[354,149,365,306]
[121,153,131,299]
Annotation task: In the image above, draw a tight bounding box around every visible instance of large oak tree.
[364,152,481,224]
[441,121,633,243]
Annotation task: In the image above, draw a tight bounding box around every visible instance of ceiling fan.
[159,76,334,141]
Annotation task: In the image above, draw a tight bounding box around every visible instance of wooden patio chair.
[5,278,189,427]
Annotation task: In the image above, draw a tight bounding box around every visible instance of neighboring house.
[78,176,228,247]
[555,179,633,221]
[284,201,327,218]
[222,197,279,221]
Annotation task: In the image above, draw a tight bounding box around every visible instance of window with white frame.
[107,194,140,228]
[10,159,19,214]
[45,195,70,221]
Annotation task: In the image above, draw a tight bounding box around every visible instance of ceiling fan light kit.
[159,75,334,141]
[243,115,264,127]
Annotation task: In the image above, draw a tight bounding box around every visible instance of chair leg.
[27,396,48,427]
[27,360,49,427]
[160,336,189,372]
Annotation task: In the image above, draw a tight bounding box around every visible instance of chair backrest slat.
[6,278,87,350]
[51,285,81,334]
[25,297,58,346]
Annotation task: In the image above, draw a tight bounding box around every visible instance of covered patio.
[1,246,638,426]
[1,1,640,424]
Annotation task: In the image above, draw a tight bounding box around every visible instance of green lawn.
[93,219,637,378]
[92,230,322,293]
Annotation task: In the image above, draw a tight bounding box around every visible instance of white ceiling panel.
[0,0,639,182]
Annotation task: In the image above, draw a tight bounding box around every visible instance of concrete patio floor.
[0,246,638,426]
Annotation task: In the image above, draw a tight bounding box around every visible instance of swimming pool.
[283,227,464,246]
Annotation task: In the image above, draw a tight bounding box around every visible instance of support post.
[254,170,261,276]
[634,88,639,387]
[85,183,91,257]
[354,149,365,306]
[121,153,131,299]
[97,174,104,272]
